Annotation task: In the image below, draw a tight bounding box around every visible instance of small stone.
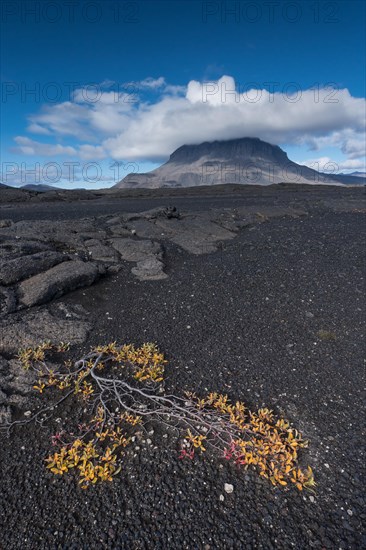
[305,311,315,318]
[347,509,353,516]
[224,483,234,494]
[309,496,315,503]
[24,410,32,417]
[219,494,225,502]
[324,463,330,468]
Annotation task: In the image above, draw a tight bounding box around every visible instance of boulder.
[0,250,66,285]
[18,260,104,307]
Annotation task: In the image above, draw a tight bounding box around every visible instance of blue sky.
[1,0,365,188]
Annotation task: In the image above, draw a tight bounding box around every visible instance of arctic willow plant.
[8,341,315,491]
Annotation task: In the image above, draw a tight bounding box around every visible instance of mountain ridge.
[115,137,365,189]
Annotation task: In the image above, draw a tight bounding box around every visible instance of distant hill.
[114,137,366,189]
[339,171,366,178]
[21,184,62,192]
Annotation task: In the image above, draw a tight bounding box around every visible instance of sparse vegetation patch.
[5,342,315,492]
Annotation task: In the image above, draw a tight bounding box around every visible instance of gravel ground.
[1,184,363,222]
[0,210,365,549]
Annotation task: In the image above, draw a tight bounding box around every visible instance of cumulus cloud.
[103,76,365,162]
[15,75,366,168]
[12,136,77,156]
[27,101,95,141]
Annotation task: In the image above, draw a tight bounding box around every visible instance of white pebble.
[219,494,225,502]
[224,483,234,494]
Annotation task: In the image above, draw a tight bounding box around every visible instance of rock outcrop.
[0,202,309,314]
[109,238,167,280]
[0,251,66,285]
[0,302,93,422]
[18,260,104,308]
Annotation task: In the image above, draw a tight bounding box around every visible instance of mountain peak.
[114,137,363,189]
[169,137,289,164]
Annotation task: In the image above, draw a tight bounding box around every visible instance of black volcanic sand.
[1,183,364,221]
[0,209,365,549]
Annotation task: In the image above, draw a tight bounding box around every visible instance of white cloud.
[138,76,166,89]
[12,136,106,161]
[26,123,51,135]
[27,101,95,141]
[340,137,366,159]
[78,144,106,160]
[103,77,366,161]
[300,156,366,173]
[12,136,77,156]
[13,75,366,167]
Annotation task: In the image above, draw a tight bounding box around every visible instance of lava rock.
[17,260,104,307]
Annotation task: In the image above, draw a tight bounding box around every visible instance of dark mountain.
[115,137,364,189]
